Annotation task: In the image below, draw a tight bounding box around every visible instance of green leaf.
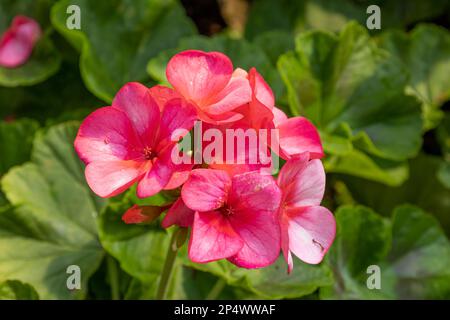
[99,193,238,300]
[147,34,285,101]
[124,267,238,300]
[0,0,61,86]
[0,59,103,123]
[278,22,423,185]
[98,193,170,288]
[184,255,333,299]
[0,280,39,300]
[51,0,196,102]
[245,0,450,39]
[337,154,450,237]
[0,119,39,176]
[323,150,409,187]
[379,25,450,130]
[322,205,450,299]
[437,113,450,157]
[0,122,105,299]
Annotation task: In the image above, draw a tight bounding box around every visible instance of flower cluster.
[75,50,335,272]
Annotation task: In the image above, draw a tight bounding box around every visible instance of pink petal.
[182,169,232,212]
[161,197,195,228]
[162,143,194,190]
[136,146,175,198]
[197,109,244,124]
[206,74,252,115]
[148,85,181,110]
[272,107,288,128]
[164,170,191,190]
[85,160,144,198]
[227,207,281,268]
[166,50,233,104]
[284,206,336,265]
[280,214,294,273]
[188,211,244,263]
[227,172,282,268]
[0,16,41,68]
[249,68,274,109]
[74,106,142,164]
[276,117,324,160]
[112,82,160,146]
[278,156,326,208]
[228,172,281,213]
[156,98,197,151]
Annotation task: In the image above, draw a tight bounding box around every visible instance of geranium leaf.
[184,254,333,299]
[337,154,450,237]
[278,22,423,185]
[0,122,105,299]
[0,119,39,176]
[380,25,450,130]
[0,280,39,300]
[322,205,450,299]
[51,0,196,103]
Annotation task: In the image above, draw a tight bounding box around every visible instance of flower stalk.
[156,227,188,299]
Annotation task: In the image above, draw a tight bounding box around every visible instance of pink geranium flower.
[0,15,41,68]
[75,82,197,198]
[277,153,336,273]
[166,50,252,124]
[180,169,282,268]
[232,68,325,160]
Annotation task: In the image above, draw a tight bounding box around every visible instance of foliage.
[0,0,449,300]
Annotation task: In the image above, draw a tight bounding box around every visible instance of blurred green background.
[0,0,449,300]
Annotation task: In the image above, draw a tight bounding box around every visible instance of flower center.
[219,204,234,217]
[143,146,157,161]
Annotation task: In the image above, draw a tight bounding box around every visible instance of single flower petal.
[85,160,144,198]
[228,172,281,213]
[276,117,324,159]
[249,67,274,109]
[227,172,282,268]
[0,15,41,68]
[112,82,160,146]
[284,206,336,265]
[272,107,288,128]
[137,146,175,198]
[148,85,181,110]
[188,211,244,263]
[279,156,326,208]
[182,169,232,212]
[197,108,244,124]
[280,214,294,273]
[164,170,191,190]
[206,75,252,115]
[227,207,281,268]
[166,50,233,103]
[74,106,142,164]
[161,197,195,228]
[156,98,197,151]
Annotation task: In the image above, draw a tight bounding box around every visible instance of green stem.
[156,228,180,300]
[107,255,120,300]
[206,278,226,300]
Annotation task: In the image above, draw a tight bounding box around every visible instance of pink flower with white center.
[0,15,41,68]
[278,153,336,273]
[75,82,197,198]
[166,50,252,124]
[181,169,282,268]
